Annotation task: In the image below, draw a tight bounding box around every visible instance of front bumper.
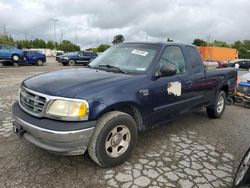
[12,102,96,155]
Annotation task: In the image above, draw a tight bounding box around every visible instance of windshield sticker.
[167,81,181,96]
[131,49,148,56]
[136,68,146,71]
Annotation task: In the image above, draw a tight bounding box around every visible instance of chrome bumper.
[12,112,95,156]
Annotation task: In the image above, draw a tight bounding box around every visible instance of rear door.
[150,45,195,124]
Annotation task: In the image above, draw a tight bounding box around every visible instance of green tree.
[192,39,207,46]
[112,34,125,45]
[211,40,230,47]
[97,44,110,52]
[57,40,80,52]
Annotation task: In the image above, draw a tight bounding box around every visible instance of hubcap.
[69,60,75,66]
[235,150,250,185]
[217,96,224,113]
[105,125,131,158]
[13,55,19,61]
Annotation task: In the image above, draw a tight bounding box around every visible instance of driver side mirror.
[157,63,177,77]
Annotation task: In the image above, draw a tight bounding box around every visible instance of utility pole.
[51,18,58,49]
[3,24,6,36]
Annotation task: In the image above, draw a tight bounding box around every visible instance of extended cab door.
[185,46,208,106]
[77,51,92,64]
[150,45,195,124]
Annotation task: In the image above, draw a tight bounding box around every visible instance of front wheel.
[68,59,76,66]
[88,111,138,167]
[233,148,250,187]
[207,91,226,118]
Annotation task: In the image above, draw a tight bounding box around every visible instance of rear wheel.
[207,91,226,118]
[12,54,20,61]
[36,59,43,66]
[88,111,138,167]
[68,59,76,66]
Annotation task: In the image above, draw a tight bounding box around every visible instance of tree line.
[193,38,250,59]
[1,34,250,58]
[0,35,80,52]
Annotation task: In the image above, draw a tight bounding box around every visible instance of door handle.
[186,81,193,87]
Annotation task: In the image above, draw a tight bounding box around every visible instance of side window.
[187,47,203,73]
[84,52,91,57]
[77,52,84,57]
[160,46,186,74]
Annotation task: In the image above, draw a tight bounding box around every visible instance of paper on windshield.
[131,49,148,56]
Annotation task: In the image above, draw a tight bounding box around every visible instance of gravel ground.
[0,58,249,188]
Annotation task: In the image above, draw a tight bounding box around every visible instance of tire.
[233,148,250,187]
[88,111,138,167]
[207,91,226,118]
[226,97,234,105]
[12,54,20,62]
[36,59,43,66]
[12,62,19,67]
[244,101,250,108]
[68,59,76,66]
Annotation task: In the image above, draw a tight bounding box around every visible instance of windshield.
[90,44,158,73]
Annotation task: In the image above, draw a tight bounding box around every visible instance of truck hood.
[22,68,132,98]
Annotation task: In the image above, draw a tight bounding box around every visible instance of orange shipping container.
[198,46,238,62]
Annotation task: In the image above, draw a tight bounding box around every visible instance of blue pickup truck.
[12,42,237,167]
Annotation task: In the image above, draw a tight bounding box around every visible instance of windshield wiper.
[98,64,127,74]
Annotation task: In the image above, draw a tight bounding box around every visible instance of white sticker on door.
[167,81,182,96]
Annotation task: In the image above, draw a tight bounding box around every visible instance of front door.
[150,45,194,125]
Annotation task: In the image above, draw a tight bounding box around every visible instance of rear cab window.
[186,46,203,73]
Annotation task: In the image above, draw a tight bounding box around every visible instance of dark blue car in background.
[22,50,46,66]
[59,51,98,66]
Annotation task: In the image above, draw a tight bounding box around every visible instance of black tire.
[12,62,19,67]
[12,54,20,62]
[226,97,234,105]
[207,91,226,118]
[244,101,250,109]
[233,148,250,187]
[68,59,76,66]
[88,111,138,167]
[36,59,43,66]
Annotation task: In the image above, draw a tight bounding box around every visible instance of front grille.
[19,87,46,116]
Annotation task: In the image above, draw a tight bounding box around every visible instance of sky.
[0,0,250,49]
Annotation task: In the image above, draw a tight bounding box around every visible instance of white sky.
[0,0,250,49]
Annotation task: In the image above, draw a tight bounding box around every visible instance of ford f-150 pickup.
[12,42,237,167]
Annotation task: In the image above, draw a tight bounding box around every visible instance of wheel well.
[109,105,144,131]
[220,85,229,96]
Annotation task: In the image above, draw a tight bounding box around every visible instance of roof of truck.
[122,41,195,48]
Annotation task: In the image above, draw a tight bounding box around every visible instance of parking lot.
[0,58,249,188]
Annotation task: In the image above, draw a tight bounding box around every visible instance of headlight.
[63,57,69,60]
[46,99,89,120]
